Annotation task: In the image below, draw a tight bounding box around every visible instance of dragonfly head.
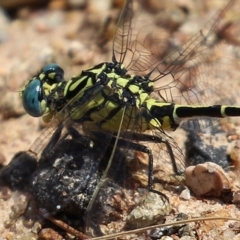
[20,63,64,117]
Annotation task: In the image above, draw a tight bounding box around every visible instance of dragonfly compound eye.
[22,78,44,117]
[42,63,64,84]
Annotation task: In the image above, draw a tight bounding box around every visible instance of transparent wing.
[113,0,168,72]
[113,0,239,106]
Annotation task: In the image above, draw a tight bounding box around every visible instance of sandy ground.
[1,0,240,239]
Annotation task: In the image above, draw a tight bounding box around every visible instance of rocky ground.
[1,0,240,239]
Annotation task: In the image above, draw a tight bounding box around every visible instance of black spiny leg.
[120,132,183,175]
[116,138,169,201]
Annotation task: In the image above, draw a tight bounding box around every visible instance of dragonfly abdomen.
[173,104,240,119]
[145,103,240,132]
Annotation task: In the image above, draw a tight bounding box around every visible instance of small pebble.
[222,229,235,239]
[38,228,64,240]
[185,162,231,197]
[126,191,171,229]
[31,221,42,234]
[218,21,240,46]
[179,188,191,200]
[232,190,240,203]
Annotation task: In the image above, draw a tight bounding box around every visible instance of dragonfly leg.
[110,136,170,201]
[120,132,183,175]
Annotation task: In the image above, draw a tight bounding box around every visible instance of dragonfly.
[19,0,240,237]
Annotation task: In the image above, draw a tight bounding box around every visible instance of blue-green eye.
[42,63,64,83]
[22,79,44,117]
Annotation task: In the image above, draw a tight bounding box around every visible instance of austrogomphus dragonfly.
[18,0,240,237]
